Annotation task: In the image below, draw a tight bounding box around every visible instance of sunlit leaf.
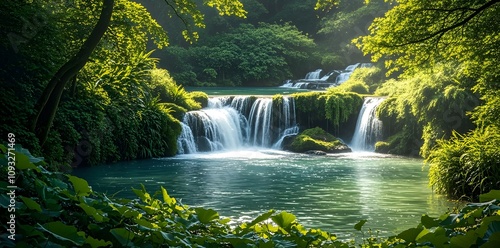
[67,175,91,196]
[195,208,219,224]
[272,211,296,232]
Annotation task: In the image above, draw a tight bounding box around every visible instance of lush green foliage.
[0,0,235,166]
[2,145,500,247]
[356,0,500,79]
[374,63,478,158]
[292,91,363,137]
[427,125,500,200]
[329,67,385,94]
[160,23,317,86]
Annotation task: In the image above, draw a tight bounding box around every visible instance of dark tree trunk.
[31,0,114,146]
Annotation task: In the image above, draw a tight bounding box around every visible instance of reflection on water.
[72,150,457,238]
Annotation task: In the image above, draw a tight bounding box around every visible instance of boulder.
[283,127,352,154]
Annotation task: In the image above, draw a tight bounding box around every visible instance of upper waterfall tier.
[177,96,298,154]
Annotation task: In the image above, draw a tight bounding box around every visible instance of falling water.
[305,69,322,80]
[177,123,197,154]
[350,97,385,151]
[178,96,298,154]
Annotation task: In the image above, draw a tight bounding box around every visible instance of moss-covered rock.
[188,91,209,109]
[283,127,351,153]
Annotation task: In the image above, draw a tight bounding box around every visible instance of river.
[72,149,456,239]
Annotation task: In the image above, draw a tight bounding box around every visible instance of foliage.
[1,0,225,165]
[292,91,362,139]
[161,23,317,86]
[374,63,478,157]
[355,0,500,81]
[188,91,209,109]
[427,125,500,200]
[2,145,500,247]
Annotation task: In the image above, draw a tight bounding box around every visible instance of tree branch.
[394,0,500,47]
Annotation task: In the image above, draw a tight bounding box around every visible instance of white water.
[178,96,298,154]
[305,69,322,79]
[350,97,385,151]
[280,63,374,88]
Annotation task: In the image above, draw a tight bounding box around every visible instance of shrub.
[427,125,500,200]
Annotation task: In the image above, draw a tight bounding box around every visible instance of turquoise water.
[185,86,314,96]
[72,149,456,239]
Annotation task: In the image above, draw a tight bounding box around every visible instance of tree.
[355,0,500,79]
[29,0,247,146]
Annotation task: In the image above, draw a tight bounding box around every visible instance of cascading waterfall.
[350,97,385,151]
[178,96,298,154]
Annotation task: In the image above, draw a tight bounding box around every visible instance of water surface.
[73,150,456,238]
[185,86,313,96]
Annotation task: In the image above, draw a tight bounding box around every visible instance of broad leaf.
[20,196,42,212]
[354,219,367,231]
[195,208,219,224]
[161,186,176,205]
[397,227,423,243]
[480,190,500,203]
[85,236,113,248]
[38,221,86,245]
[67,175,91,196]
[110,228,135,247]
[421,214,440,228]
[272,211,296,232]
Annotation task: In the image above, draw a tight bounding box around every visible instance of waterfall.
[177,123,197,154]
[178,96,298,154]
[350,97,385,151]
[305,69,322,80]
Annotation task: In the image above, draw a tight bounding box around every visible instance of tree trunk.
[31,0,114,146]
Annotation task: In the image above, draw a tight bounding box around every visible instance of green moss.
[374,141,390,153]
[188,91,209,109]
[285,127,349,153]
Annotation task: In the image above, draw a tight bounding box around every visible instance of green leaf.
[272,211,296,232]
[20,196,42,212]
[110,228,135,247]
[450,230,480,248]
[78,203,105,222]
[397,227,424,243]
[195,208,219,224]
[482,232,500,248]
[249,210,275,227]
[161,186,176,205]
[354,219,367,231]
[67,175,91,196]
[85,236,113,248]
[480,190,500,203]
[135,218,159,229]
[421,214,440,228]
[15,152,40,171]
[0,144,6,153]
[38,221,86,246]
[132,184,151,202]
